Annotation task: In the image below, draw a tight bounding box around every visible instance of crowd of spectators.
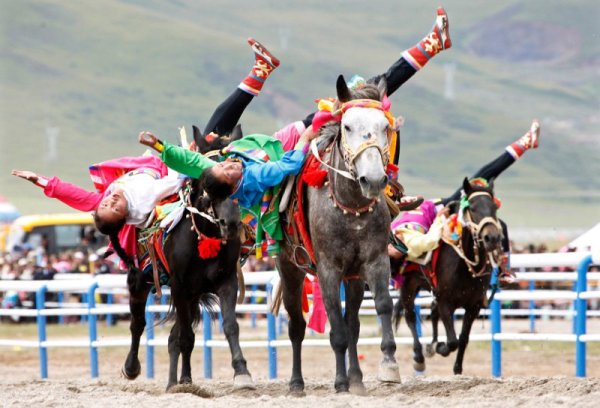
[1,234,597,322]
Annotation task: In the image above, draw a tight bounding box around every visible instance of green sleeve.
[160,142,216,179]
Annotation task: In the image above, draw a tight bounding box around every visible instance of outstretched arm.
[139,131,216,179]
[12,169,102,212]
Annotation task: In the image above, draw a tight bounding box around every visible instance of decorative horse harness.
[443,190,503,277]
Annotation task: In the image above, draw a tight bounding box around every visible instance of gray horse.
[277,75,401,395]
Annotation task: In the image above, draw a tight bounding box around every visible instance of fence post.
[145,294,155,379]
[490,266,502,378]
[575,254,592,377]
[57,291,65,325]
[106,292,114,327]
[527,269,536,333]
[251,284,258,328]
[267,282,277,379]
[35,285,48,379]
[203,308,213,379]
[87,282,99,378]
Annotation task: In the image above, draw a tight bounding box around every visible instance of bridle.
[310,98,395,181]
[445,190,503,277]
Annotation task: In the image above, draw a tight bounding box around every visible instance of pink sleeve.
[43,176,103,212]
[272,121,306,152]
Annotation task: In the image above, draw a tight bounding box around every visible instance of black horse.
[120,178,253,390]
[276,75,401,395]
[394,178,503,375]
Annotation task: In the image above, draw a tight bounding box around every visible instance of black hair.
[93,212,145,294]
[201,167,235,201]
[93,212,126,236]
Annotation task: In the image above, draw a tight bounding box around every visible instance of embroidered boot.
[402,7,451,71]
[506,119,541,160]
[238,38,280,96]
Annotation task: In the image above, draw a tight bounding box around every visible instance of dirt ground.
[1,317,599,407]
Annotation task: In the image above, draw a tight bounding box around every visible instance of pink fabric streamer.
[307,278,328,333]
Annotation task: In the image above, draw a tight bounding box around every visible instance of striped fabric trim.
[238,82,259,96]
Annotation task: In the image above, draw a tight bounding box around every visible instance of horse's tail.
[392,298,404,333]
[195,293,220,328]
[160,293,220,329]
[270,280,283,316]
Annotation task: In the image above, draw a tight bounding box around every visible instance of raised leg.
[277,256,308,396]
[217,274,253,388]
[343,279,367,395]
[122,285,150,380]
[453,305,481,375]
[435,301,459,357]
[400,277,425,373]
[426,300,439,357]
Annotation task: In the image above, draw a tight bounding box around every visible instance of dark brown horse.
[120,177,252,390]
[394,178,503,375]
[276,75,401,395]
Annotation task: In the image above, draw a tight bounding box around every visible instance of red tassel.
[302,170,328,187]
[198,236,221,259]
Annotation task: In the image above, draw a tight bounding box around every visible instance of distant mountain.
[1,0,598,231]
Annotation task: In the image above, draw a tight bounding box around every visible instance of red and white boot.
[238,38,281,96]
[506,119,541,160]
[402,7,452,71]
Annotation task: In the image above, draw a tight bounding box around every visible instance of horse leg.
[216,276,254,389]
[400,277,425,374]
[343,279,366,395]
[319,272,351,393]
[364,261,401,384]
[435,301,459,357]
[453,305,480,375]
[166,319,180,390]
[425,300,439,358]
[279,257,307,396]
[172,294,194,385]
[122,286,150,379]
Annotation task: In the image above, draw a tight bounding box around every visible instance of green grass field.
[1,0,598,232]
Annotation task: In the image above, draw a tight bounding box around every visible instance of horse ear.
[196,135,211,154]
[230,124,243,142]
[462,177,472,196]
[336,74,352,103]
[377,77,387,101]
[193,125,203,144]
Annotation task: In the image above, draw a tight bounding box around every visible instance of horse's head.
[193,124,243,154]
[461,177,502,252]
[197,194,241,241]
[336,75,392,199]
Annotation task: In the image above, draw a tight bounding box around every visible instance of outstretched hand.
[300,125,318,144]
[11,170,39,184]
[138,131,161,151]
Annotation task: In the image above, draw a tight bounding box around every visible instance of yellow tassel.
[256,246,263,260]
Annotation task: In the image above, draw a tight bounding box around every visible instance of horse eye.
[344,124,351,132]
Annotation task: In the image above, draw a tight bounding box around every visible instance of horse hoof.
[414,370,426,377]
[413,361,426,372]
[425,342,437,358]
[287,389,306,398]
[233,374,255,390]
[377,361,401,383]
[349,383,368,396]
[120,365,140,380]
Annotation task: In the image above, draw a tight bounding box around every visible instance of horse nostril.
[379,176,388,189]
[358,176,369,189]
